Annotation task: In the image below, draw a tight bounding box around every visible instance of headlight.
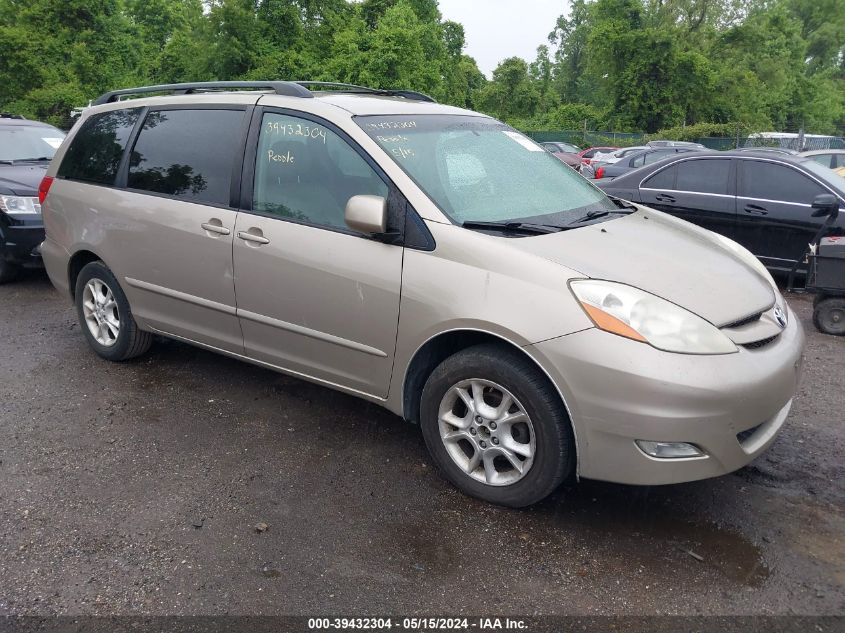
[0,195,41,215]
[570,280,737,355]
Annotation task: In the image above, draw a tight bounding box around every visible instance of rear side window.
[57,108,141,185]
[675,158,731,194]
[738,160,825,204]
[128,109,245,206]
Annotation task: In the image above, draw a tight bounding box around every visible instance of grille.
[742,334,779,350]
[722,312,763,329]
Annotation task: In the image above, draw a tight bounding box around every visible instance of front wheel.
[420,344,575,507]
[75,261,153,361]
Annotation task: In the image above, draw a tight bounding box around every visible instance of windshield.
[356,115,614,225]
[0,125,65,161]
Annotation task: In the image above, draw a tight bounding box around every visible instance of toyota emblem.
[774,305,787,328]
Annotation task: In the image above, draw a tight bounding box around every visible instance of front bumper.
[529,306,805,485]
[1,220,45,266]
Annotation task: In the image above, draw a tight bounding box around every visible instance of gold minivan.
[40,82,805,507]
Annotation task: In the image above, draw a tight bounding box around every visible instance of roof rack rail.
[92,81,314,105]
[294,82,437,103]
[92,80,437,106]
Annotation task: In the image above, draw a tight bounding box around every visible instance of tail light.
[38,176,54,204]
[595,167,605,179]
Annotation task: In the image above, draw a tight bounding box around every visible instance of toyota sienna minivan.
[40,81,805,507]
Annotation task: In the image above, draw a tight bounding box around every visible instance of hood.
[0,163,48,195]
[508,208,775,327]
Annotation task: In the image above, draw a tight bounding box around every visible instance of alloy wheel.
[437,379,536,486]
[82,278,120,347]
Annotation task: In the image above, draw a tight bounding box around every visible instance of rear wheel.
[420,344,575,507]
[813,297,845,336]
[75,261,153,360]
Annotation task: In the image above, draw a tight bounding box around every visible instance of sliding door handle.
[201,222,231,236]
[238,230,270,245]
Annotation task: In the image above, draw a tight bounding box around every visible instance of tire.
[0,258,20,284]
[74,261,153,361]
[420,343,575,507]
[813,297,845,336]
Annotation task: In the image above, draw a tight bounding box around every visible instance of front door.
[232,109,403,398]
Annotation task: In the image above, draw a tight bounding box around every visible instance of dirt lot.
[0,270,843,616]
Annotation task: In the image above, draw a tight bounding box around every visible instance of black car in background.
[596,150,845,273]
[0,115,65,282]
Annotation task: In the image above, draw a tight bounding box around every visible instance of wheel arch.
[67,249,105,299]
[401,328,579,472]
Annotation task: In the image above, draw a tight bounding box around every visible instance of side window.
[630,153,647,167]
[643,149,672,165]
[57,108,141,185]
[127,109,245,206]
[739,161,825,204]
[253,112,388,230]
[643,165,676,189]
[675,159,731,194]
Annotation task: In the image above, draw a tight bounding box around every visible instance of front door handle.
[238,230,270,245]
[744,204,768,215]
[201,220,231,236]
[655,193,676,203]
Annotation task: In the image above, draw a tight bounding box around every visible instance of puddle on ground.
[535,482,771,587]
[383,481,770,589]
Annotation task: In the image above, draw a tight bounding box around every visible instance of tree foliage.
[0,0,842,135]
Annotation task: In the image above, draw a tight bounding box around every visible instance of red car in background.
[540,141,582,170]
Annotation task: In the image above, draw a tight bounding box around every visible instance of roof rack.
[294,82,437,103]
[0,112,26,119]
[92,80,437,106]
[92,81,314,105]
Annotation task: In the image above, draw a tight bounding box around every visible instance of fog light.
[635,440,705,459]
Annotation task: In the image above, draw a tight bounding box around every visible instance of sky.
[437,0,568,77]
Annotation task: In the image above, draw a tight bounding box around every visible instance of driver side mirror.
[811,193,840,219]
[345,195,387,234]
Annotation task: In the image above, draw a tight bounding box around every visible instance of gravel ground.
[0,270,843,616]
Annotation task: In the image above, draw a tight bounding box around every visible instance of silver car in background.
[39,82,804,507]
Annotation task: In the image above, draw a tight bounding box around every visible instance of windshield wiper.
[609,196,638,211]
[16,156,52,162]
[461,220,564,235]
[567,204,636,226]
